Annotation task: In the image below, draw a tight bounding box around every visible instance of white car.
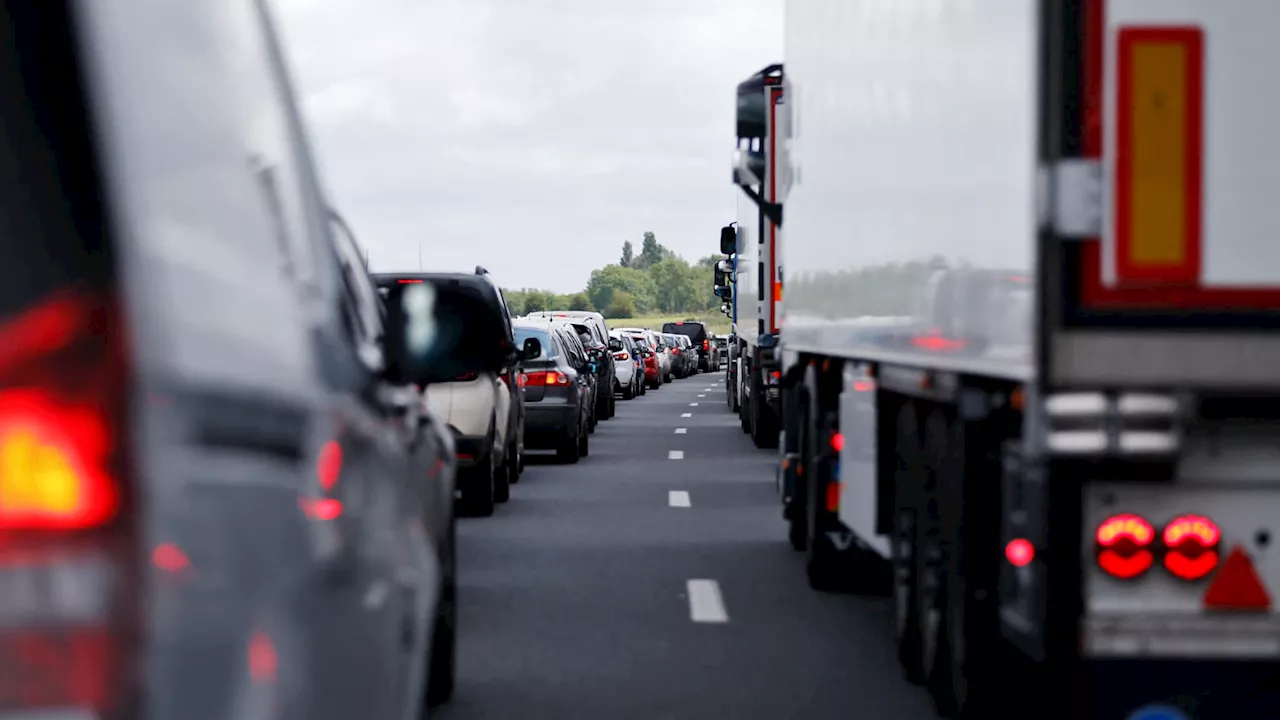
[614,327,668,387]
[609,330,639,399]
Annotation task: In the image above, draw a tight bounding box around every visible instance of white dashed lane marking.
[675,428,687,434]
[689,403,699,407]
[668,450,684,460]
[681,412,692,418]
[669,490,691,508]
[697,394,705,398]
[686,579,729,623]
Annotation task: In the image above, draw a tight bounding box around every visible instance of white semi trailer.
[771,1,1280,718]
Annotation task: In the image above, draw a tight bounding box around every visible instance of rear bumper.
[524,403,577,447]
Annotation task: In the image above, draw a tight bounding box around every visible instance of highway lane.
[436,371,938,720]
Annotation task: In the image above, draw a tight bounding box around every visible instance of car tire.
[608,393,616,418]
[462,451,496,518]
[588,405,597,433]
[578,427,589,457]
[622,381,634,400]
[424,517,457,709]
[494,450,511,503]
[556,430,580,463]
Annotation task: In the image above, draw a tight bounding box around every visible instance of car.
[713,335,728,371]
[615,327,663,389]
[663,320,713,372]
[665,332,692,378]
[515,319,594,461]
[375,270,524,517]
[0,4,463,718]
[675,334,698,377]
[648,330,674,383]
[608,330,640,399]
[525,310,616,421]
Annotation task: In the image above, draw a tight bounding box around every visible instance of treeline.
[504,231,727,319]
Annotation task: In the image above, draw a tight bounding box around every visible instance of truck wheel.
[784,385,808,551]
[751,371,781,449]
[893,403,925,684]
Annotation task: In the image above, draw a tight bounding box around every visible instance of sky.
[272,0,784,294]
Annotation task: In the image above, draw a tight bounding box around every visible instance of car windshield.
[514,326,554,358]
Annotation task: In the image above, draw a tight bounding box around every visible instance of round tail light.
[1096,513,1156,579]
[1162,514,1221,581]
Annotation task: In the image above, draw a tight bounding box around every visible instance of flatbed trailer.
[771,1,1280,718]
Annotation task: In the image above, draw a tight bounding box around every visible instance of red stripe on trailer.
[1076,2,1280,309]
[768,86,781,331]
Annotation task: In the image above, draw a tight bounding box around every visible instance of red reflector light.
[825,481,839,513]
[910,334,968,352]
[317,440,342,491]
[0,390,118,530]
[830,432,844,452]
[1203,545,1272,611]
[853,380,875,393]
[770,371,781,381]
[248,631,278,682]
[300,497,342,521]
[1162,514,1221,581]
[1096,513,1156,579]
[1005,538,1034,567]
[151,543,191,573]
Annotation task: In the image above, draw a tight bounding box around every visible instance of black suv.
[663,320,713,372]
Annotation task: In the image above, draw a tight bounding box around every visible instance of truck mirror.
[719,225,736,255]
[714,268,727,287]
[715,259,733,274]
[714,285,732,301]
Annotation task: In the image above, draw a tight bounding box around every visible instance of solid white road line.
[668,450,684,460]
[686,579,729,623]
[669,490,691,508]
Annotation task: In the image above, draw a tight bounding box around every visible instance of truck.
[753,1,1280,718]
[723,63,785,450]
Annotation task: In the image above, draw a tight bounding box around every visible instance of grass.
[605,314,732,335]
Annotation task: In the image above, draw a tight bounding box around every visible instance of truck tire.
[751,370,780,449]
[783,383,807,552]
[892,402,925,684]
[424,516,457,709]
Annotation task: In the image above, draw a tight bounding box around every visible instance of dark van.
[662,320,712,372]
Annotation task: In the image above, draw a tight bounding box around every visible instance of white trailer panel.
[779,0,1039,380]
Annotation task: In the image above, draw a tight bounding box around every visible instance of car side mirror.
[608,338,623,352]
[519,337,541,361]
[382,282,516,386]
[719,225,736,255]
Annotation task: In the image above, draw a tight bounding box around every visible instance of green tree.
[523,290,550,313]
[605,290,637,319]
[620,240,634,268]
[567,291,592,311]
[586,264,657,314]
[648,257,701,313]
[634,231,673,270]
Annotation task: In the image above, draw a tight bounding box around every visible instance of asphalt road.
[436,369,939,720]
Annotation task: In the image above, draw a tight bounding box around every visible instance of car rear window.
[663,322,707,342]
[514,326,555,358]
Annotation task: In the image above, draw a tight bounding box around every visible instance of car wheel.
[578,427,589,457]
[622,381,634,400]
[462,452,496,518]
[506,438,521,485]
[556,429,580,463]
[494,449,511,503]
[424,518,457,709]
[608,393,616,418]
[588,405,597,433]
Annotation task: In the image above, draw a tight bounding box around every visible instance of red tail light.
[910,333,967,352]
[613,352,629,361]
[672,348,680,355]
[397,278,424,284]
[853,380,875,392]
[1162,514,1221,581]
[830,432,844,452]
[1005,538,1035,567]
[1096,513,1156,579]
[0,292,129,714]
[703,340,709,351]
[524,371,569,386]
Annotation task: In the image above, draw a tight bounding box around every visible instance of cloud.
[273,0,783,291]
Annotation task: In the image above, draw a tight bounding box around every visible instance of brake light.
[0,391,118,530]
[1162,514,1221,581]
[316,440,342,491]
[1096,513,1156,579]
[613,352,629,361]
[830,432,844,452]
[397,279,424,284]
[524,371,569,386]
[703,340,709,350]
[672,348,680,355]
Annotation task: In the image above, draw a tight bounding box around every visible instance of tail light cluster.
[703,339,709,351]
[613,352,629,361]
[0,292,130,714]
[523,371,569,386]
[1095,513,1221,581]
